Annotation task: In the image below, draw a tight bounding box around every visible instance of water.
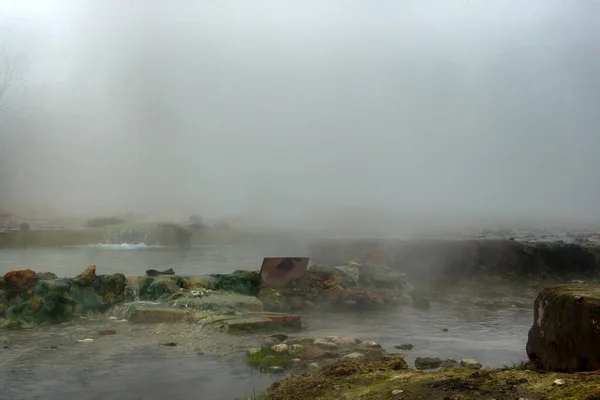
[0,245,537,400]
[0,244,277,276]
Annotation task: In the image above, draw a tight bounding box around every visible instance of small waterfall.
[104,227,160,245]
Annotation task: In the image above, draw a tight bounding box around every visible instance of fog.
[1,0,599,232]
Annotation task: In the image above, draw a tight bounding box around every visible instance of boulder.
[92,273,127,306]
[138,276,181,301]
[224,314,302,333]
[415,357,443,369]
[208,271,261,296]
[73,265,96,286]
[3,269,38,293]
[4,278,76,322]
[526,284,600,372]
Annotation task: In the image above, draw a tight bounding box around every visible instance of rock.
[526,284,600,372]
[267,366,285,374]
[265,314,302,330]
[146,268,175,277]
[290,358,303,366]
[314,339,338,349]
[362,341,381,348]
[73,265,96,286]
[247,348,261,355]
[415,357,443,370]
[37,272,58,280]
[167,291,264,313]
[209,271,261,296]
[98,329,116,335]
[322,285,344,302]
[343,352,365,360]
[392,390,403,395]
[264,337,281,346]
[553,378,566,386]
[270,333,289,342]
[226,317,277,333]
[308,362,319,370]
[441,358,459,368]
[3,269,38,292]
[290,344,303,352]
[225,314,302,333]
[92,273,127,308]
[110,303,189,323]
[461,359,482,369]
[138,276,181,301]
[271,344,289,353]
[394,344,413,350]
[333,337,358,345]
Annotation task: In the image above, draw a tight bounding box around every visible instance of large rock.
[3,269,38,293]
[110,302,191,323]
[526,284,600,372]
[208,270,261,296]
[224,313,302,333]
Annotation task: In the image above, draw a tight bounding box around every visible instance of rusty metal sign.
[259,257,309,288]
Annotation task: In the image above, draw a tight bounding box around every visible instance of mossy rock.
[258,287,291,312]
[138,276,182,301]
[5,279,77,323]
[208,271,261,296]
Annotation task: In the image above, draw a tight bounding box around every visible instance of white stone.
[334,337,357,345]
[343,352,365,360]
[460,359,482,369]
[553,378,566,386]
[314,338,339,348]
[246,347,261,355]
[271,344,289,353]
[392,390,404,395]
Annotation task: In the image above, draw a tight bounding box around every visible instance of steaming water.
[0,245,536,400]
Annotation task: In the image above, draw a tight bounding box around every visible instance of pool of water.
[0,243,305,276]
[0,245,537,400]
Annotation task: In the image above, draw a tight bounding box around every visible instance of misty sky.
[0,0,599,230]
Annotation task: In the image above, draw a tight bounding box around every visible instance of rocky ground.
[253,359,600,400]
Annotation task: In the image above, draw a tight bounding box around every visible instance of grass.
[501,359,535,371]
[245,346,298,372]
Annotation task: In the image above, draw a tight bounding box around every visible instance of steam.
[1,0,599,232]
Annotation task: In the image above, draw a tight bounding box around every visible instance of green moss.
[259,363,600,400]
[209,271,261,296]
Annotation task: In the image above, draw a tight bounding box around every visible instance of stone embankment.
[0,260,415,330]
[310,238,600,286]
